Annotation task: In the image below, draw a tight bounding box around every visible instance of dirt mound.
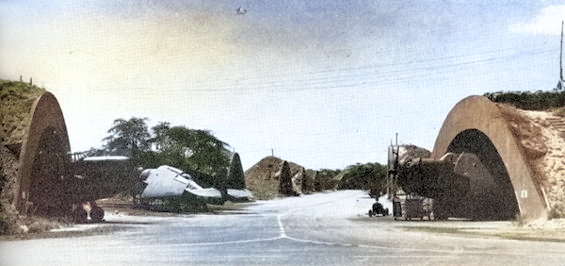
[508,107,565,218]
[497,104,565,218]
[0,145,20,234]
[0,80,45,147]
[244,156,311,199]
[1,145,63,235]
[0,80,61,235]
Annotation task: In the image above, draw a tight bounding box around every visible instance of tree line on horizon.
[90,117,390,200]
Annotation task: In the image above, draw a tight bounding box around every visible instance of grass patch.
[0,80,46,144]
[493,233,565,242]
[206,201,251,212]
[402,225,565,243]
[0,225,133,241]
[402,226,464,235]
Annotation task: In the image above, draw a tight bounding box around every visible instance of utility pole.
[387,133,399,198]
[558,21,564,90]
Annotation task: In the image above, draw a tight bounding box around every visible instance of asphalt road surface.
[1,190,565,265]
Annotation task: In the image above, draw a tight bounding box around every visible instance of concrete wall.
[15,92,70,213]
[431,95,547,221]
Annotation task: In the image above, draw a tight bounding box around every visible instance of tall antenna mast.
[559,21,563,82]
[557,21,564,91]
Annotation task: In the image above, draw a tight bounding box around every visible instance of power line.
[87,45,556,94]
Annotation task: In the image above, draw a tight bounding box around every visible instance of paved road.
[1,190,565,265]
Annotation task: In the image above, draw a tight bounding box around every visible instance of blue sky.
[1,1,564,170]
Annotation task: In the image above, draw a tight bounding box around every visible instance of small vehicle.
[368,201,389,217]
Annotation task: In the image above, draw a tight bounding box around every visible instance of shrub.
[549,202,565,219]
[554,107,565,118]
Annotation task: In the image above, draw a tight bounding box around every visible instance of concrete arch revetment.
[431,95,547,221]
[15,92,70,213]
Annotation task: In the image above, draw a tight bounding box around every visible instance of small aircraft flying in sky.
[235,6,247,15]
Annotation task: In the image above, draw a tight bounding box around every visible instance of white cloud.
[510,5,565,35]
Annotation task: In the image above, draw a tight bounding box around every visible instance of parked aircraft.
[141,165,218,198]
[69,152,250,221]
[68,154,139,222]
[138,153,252,201]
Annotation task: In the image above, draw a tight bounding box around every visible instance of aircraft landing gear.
[90,205,105,223]
[71,201,105,223]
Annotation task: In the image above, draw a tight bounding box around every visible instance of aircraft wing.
[83,156,130,161]
[227,189,252,199]
[185,185,222,198]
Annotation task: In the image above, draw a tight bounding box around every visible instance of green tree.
[151,126,232,188]
[227,153,246,189]
[314,169,341,191]
[302,169,316,194]
[279,161,294,196]
[100,117,152,203]
[338,162,388,193]
[102,117,151,164]
[150,121,171,151]
[100,118,235,209]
